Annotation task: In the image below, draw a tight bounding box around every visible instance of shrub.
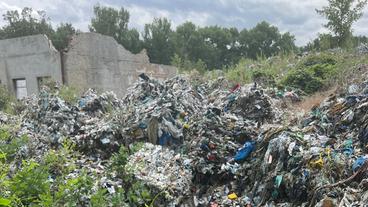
[0,127,28,161]
[302,53,337,67]
[54,170,94,206]
[0,153,10,200]
[10,160,50,206]
[281,70,324,94]
[306,63,337,80]
[109,145,130,179]
[43,149,73,176]
[110,188,127,207]
[251,70,276,86]
[90,189,108,207]
[171,54,207,74]
[280,53,339,94]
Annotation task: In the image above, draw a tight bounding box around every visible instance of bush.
[281,70,324,94]
[54,170,94,206]
[10,160,50,206]
[251,70,276,86]
[280,53,339,94]
[43,148,74,176]
[302,53,337,67]
[0,127,28,161]
[306,63,337,80]
[109,146,130,179]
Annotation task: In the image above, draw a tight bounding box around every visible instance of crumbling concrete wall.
[0,33,177,98]
[0,35,62,97]
[63,33,177,97]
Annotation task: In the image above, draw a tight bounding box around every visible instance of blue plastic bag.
[234,141,255,161]
[159,131,172,146]
[352,156,367,172]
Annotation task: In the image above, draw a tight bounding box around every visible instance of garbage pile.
[19,88,123,157]
[124,74,368,206]
[122,75,283,206]
[2,73,368,206]
[0,111,16,124]
[119,75,206,146]
[127,143,193,205]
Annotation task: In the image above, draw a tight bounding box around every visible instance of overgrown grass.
[58,86,79,104]
[0,86,19,115]
[219,54,298,86]
[209,51,368,95]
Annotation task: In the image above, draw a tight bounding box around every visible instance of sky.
[0,0,368,46]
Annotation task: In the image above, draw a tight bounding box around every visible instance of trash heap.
[3,73,368,206]
[20,88,123,157]
[126,143,193,205]
[125,74,368,206]
[0,111,17,124]
[120,75,206,147]
[123,75,282,206]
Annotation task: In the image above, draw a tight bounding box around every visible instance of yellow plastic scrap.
[310,153,324,169]
[228,193,238,200]
[183,124,190,129]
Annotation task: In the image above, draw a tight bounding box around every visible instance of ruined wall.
[63,33,177,97]
[0,33,177,98]
[0,35,62,97]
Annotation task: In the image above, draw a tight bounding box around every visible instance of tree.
[89,5,143,53]
[51,23,76,51]
[246,21,295,59]
[0,7,54,39]
[143,18,175,65]
[316,0,368,47]
[278,32,297,53]
[196,26,234,69]
[173,22,199,61]
[119,28,142,54]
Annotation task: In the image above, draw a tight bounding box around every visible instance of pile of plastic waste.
[126,143,193,204]
[19,88,123,157]
[2,73,368,206]
[115,74,368,206]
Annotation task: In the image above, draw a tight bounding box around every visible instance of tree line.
[0,0,367,70]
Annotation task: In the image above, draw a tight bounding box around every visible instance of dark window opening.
[37,76,52,91]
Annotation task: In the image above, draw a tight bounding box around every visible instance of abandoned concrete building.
[0,33,177,98]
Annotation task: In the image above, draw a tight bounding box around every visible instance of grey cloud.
[0,0,367,46]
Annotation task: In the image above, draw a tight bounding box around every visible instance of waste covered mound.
[120,75,206,146]
[127,143,193,203]
[2,74,368,206]
[19,88,123,158]
[113,75,368,206]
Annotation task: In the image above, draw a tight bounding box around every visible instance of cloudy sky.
[0,0,368,46]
